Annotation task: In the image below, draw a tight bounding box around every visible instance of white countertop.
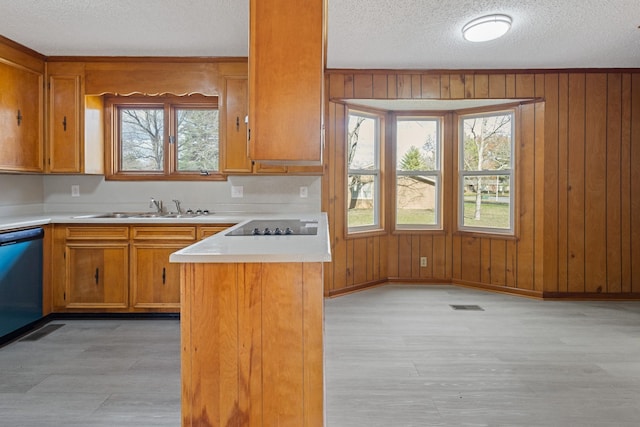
[0,211,332,264]
[169,213,331,263]
[0,212,252,231]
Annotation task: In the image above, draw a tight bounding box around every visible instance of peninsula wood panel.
[181,262,323,427]
[324,69,640,298]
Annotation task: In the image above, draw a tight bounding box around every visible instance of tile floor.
[1,285,639,426]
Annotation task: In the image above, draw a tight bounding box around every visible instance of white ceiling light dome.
[462,14,512,42]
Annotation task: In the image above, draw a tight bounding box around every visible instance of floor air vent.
[450,305,484,311]
[20,324,65,341]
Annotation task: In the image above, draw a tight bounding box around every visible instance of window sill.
[392,228,447,236]
[453,230,518,241]
[346,228,387,239]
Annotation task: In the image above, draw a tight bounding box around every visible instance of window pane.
[396,175,437,226]
[396,119,438,171]
[120,108,164,171]
[462,175,511,229]
[348,114,377,170]
[462,114,512,172]
[347,174,377,228]
[176,108,219,172]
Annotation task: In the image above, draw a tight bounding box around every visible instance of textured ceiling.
[0,0,638,69]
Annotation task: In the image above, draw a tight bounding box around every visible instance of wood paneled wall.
[323,70,640,299]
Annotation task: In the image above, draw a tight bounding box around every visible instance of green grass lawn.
[462,200,510,228]
[347,201,509,228]
[347,209,436,227]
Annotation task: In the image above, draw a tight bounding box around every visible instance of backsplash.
[0,175,44,216]
[41,175,321,214]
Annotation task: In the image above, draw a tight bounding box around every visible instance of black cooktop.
[225,219,319,236]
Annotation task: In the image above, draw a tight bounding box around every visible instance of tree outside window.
[108,95,220,180]
[347,111,381,231]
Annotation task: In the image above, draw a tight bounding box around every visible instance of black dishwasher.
[0,227,44,342]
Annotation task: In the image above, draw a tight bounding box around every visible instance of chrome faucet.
[172,199,183,214]
[149,197,163,213]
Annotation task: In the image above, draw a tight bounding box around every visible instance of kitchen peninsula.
[170,213,331,427]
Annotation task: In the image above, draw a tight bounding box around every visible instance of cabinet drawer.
[198,224,235,240]
[132,226,197,241]
[65,226,129,240]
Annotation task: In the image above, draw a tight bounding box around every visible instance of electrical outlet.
[71,185,80,197]
[420,257,427,267]
[299,186,308,198]
[231,185,243,198]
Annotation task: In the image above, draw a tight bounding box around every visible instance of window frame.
[346,108,385,235]
[105,95,224,181]
[393,114,443,231]
[457,108,516,236]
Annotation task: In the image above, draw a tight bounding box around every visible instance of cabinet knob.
[62,116,67,131]
[162,267,166,284]
[236,116,240,131]
[16,110,22,126]
[94,268,99,284]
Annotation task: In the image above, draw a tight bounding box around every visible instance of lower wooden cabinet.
[51,223,234,313]
[66,243,129,309]
[130,244,184,309]
[130,226,197,310]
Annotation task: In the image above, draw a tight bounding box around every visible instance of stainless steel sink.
[94,212,151,218]
[161,213,203,218]
[72,212,208,219]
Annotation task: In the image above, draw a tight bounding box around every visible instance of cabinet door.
[130,244,183,310]
[65,243,129,308]
[222,76,252,173]
[0,60,44,172]
[48,75,81,172]
[249,0,324,163]
[221,77,287,174]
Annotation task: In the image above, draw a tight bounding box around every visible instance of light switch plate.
[71,185,80,197]
[299,186,308,198]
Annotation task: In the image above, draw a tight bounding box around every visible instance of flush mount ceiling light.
[462,14,512,42]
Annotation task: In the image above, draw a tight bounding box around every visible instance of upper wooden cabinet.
[222,76,252,173]
[0,59,44,172]
[47,64,81,172]
[248,0,325,164]
[222,75,322,175]
[46,62,103,174]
